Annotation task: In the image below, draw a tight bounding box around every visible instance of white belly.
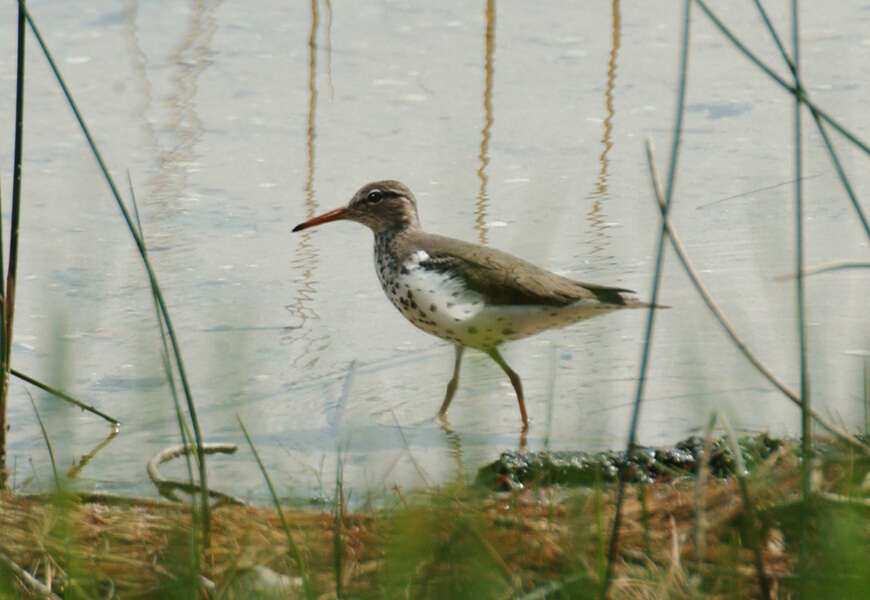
[377,251,621,349]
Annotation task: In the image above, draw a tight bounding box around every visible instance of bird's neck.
[374,222,419,249]
[374,226,398,249]
[373,224,422,276]
[371,207,421,236]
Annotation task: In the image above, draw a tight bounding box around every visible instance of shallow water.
[0,1,868,503]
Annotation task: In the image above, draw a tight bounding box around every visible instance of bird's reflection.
[439,410,527,486]
[439,416,465,485]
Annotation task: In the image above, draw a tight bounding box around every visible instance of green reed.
[18,0,211,548]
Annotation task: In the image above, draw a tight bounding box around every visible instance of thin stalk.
[639,480,651,558]
[1,0,28,490]
[593,468,606,585]
[603,2,691,595]
[0,172,3,487]
[543,343,557,451]
[237,416,314,599]
[791,4,814,592]
[333,453,344,599]
[12,369,119,424]
[390,410,431,487]
[28,392,59,488]
[791,0,812,501]
[467,523,523,595]
[646,139,867,452]
[5,0,27,361]
[752,0,870,240]
[694,412,718,571]
[752,0,792,73]
[865,356,869,436]
[22,2,210,544]
[694,0,870,158]
[809,115,870,240]
[864,356,869,435]
[781,261,870,278]
[721,415,771,600]
[0,175,3,343]
[128,172,200,568]
[127,173,195,493]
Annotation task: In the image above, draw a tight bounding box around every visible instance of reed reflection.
[66,426,119,481]
[284,0,329,367]
[475,0,496,245]
[123,1,157,168]
[324,0,335,100]
[585,0,620,259]
[123,0,222,214]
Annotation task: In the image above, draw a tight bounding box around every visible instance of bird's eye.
[366,190,383,204]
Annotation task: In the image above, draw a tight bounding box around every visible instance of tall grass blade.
[809,117,870,240]
[21,1,211,545]
[751,1,870,240]
[0,176,3,385]
[694,0,870,157]
[334,453,344,599]
[720,415,771,599]
[390,410,431,487]
[780,261,870,279]
[28,391,58,488]
[126,172,201,573]
[593,469,606,584]
[752,0,793,74]
[11,369,119,425]
[543,343,557,451]
[694,412,718,569]
[127,174,196,497]
[603,2,691,595]
[645,141,867,452]
[237,416,314,599]
[865,356,869,436]
[791,3,816,590]
[791,0,813,503]
[0,0,28,490]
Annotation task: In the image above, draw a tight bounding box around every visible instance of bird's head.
[292,180,421,234]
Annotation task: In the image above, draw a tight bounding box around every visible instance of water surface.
[0,1,868,502]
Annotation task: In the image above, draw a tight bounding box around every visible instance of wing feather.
[415,234,634,307]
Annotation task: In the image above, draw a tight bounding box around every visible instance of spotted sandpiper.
[293,180,659,432]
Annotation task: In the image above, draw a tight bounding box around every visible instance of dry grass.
[0,443,868,598]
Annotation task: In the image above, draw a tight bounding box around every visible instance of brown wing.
[415,233,635,307]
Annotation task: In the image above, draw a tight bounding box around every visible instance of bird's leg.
[439,344,465,417]
[485,347,528,432]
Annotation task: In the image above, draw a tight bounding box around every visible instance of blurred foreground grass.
[1,437,869,599]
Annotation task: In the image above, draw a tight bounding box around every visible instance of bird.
[292,180,660,432]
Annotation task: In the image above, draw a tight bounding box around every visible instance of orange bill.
[292,206,347,232]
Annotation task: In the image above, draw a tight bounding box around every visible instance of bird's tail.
[620,294,670,310]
